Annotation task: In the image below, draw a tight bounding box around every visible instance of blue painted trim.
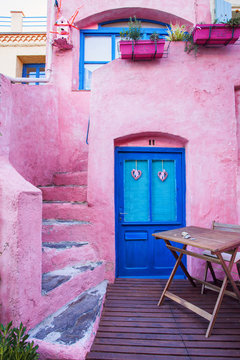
[86,117,90,145]
[81,28,168,35]
[22,63,45,85]
[99,18,170,28]
[84,61,109,64]
[149,159,153,222]
[116,147,185,154]
[79,31,85,90]
[111,34,116,60]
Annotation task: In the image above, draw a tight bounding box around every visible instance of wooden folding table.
[153,226,240,337]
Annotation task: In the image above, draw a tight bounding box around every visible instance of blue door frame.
[115,147,186,278]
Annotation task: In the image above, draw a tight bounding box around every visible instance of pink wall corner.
[87,42,240,278]
[0,157,42,328]
[9,84,59,186]
[51,45,90,171]
[0,75,13,158]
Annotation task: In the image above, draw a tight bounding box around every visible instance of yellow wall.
[0,42,46,78]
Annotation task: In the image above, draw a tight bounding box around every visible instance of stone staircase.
[29,170,107,360]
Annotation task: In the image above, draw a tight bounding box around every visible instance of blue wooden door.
[115,147,186,278]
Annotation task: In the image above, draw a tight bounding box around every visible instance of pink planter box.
[119,40,165,60]
[192,24,240,45]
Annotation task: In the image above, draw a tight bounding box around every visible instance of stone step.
[42,219,95,243]
[42,262,103,295]
[42,241,98,273]
[53,171,88,186]
[36,261,105,332]
[39,185,87,202]
[30,281,107,360]
[42,202,92,221]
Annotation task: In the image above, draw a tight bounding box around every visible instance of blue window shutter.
[215,0,232,22]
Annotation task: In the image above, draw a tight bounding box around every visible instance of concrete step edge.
[29,281,107,359]
[42,261,103,295]
[42,219,91,225]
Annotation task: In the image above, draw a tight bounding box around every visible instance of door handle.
[119,212,128,215]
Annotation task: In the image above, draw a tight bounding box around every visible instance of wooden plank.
[96,331,240,342]
[213,221,240,232]
[164,291,212,321]
[90,344,188,356]
[166,244,221,264]
[86,352,189,360]
[158,245,187,306]
[206,250,238,337]
[192,277,238,299]
[217,250,240,301]
[97,325,240,334]
[95,332,182,341]
[87,279,240,360]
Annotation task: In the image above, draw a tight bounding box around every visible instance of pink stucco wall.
[0,157,42,327]
[88,42,240,278]
[9,84,59,185]
[0,77,42,327]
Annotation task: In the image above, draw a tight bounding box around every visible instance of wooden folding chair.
[201,221,240,294]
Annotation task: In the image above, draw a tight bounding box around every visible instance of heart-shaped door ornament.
[131,169,142,180]
[158,169,168,182]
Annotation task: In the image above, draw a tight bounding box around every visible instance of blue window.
[22,63,45,85]
[79,19,170,90]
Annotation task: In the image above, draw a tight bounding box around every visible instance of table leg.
[205,248,237,337]
[158,244,187,306]
[165,240,196,288]
[201,261,218,295]
[217,249,240,301]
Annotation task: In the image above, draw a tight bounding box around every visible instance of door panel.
[124,160,149,222]
[152,160,176,222]
[115,147,186,278]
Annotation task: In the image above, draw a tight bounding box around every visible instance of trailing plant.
[214,13,240,27]
[0,322,39,360]
[120,16,142,41]
[184,32,199,55]
[150,32,159,41]
[166,24,189,41]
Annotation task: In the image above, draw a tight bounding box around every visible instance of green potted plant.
[166,24,189,41]
[119,17,165,60]
[191,15,240,46]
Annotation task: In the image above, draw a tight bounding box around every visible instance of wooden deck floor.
[86,279,240,360]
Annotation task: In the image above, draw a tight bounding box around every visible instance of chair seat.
[203,250,240,263]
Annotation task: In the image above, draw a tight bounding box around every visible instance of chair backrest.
[212,221,240,233]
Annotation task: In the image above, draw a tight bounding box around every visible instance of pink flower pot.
[192,24,240,45]
[119,40,165,60]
